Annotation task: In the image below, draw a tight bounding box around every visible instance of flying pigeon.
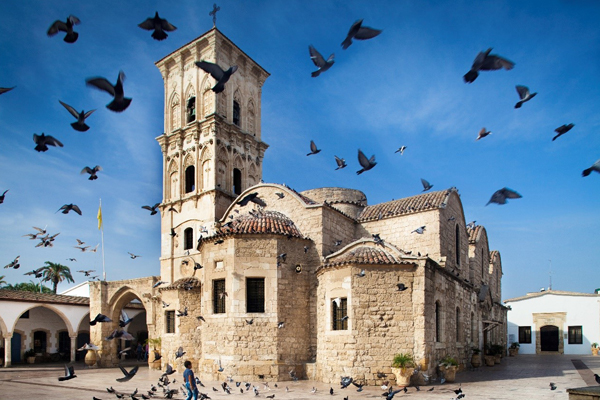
[236,192,266,207]
[86,71,132,112]
[195,61,238,93]
[78,343,99,351]
[154,280,167,288]
[0,189,8,204]
[58,364,77,381]
[162,364,176,377]
[47,15,80,43]
[0,87,15,95]
[411,226,426,234]
[59,100,95,131]
[4,256,20,269]
[175,347,186,359]
[463,48,514,83]
[552,123,574,141]
[128,252,141,259]
[177,307,188,317]
[476,128,491,141]
[594,373,600,384]
[334,156,347,170]
[356,149,376,175]
[119,310,132,327]
[24,267,45,278]
[341,19,382,49]
[486,187,522,206]
[58,204,82,215]
[514,85,537,109]
[421,178,433,191]
[116,365,139,382]
[394,146,406,155]
[245,319,253,325]
[550,382,557,390]
[33,133,63,152]
[582,159,600,177]
[81,165,102,180]
[307,140,321,156]
[138,12,177,41]
[309,45,334,77]
[105,329,134,341]
[77,269,95,276]
[142,203,160,215]
[278,321,285,329]
[340,376,353,388]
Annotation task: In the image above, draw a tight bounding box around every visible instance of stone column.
[70,335,77,362]
[3,334,12,367]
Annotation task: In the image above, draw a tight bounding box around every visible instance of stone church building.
[89,27,507,384]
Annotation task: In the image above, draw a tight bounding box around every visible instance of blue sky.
[0,0,599,299]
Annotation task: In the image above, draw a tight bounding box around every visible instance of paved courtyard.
[1,354,599,400]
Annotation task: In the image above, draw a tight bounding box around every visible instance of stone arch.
[233,88,242,127]
[247,163,257,187]
[76,312,90,333]
[185,84,196,124]
[0,314,8,335]
[202,81,214,118]
[11,304,75,336]
[107,286,148,359]
[183,154,196,194]
[168,159,179,200]
[247,99,256,134]
[216,146,229,190]
[169,92,181,131]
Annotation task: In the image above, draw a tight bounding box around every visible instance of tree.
[2,281,53,293]
[0,275,6,286]
[41,262,74,294]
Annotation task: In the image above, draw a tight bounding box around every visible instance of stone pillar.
[3,334,12,367]
[70,335,77,362]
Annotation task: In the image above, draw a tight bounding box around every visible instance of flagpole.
[99,198,106,281]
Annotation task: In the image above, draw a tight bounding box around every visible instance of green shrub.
[392,353,414,369]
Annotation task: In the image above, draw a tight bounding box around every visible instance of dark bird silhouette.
[397,283,408,291]
[86,71,132,112]
[237,192,266,207]
[330,387,334,395]
[81,165,102,180]
[47,15,80,43]
[0,189,8,204]
[356,149,376,175]
[119,310,132,327]
[58,364,77,381]
[138,12,177,41]
[33,133,63,152]
[128,252,141,259]
[553,123,574,141]
[549,382,557,390]
[514,85,537,108]
[195,61,237,93]
[24,267,45,278]
[307,140,321,156]
[142,203,160,215]
[411,226,426,234]
[162,364,176,377]
[0,86,16,95]
[59,100,95,131]
[116,365,138,382]
[334,156,347,170]
[385,388,402,399]
[582,159,600,177]
[421,178,433,191]
[594,373,600,384]
[105,329,133,341]
[395,146,406,155]
[464,48,514,83]
[340,376,353,388]
[309,45,334,77]
[77,269,95,276]
[58,204,82,215]
[177,307,188,317]
[154,281,168,289]
[341,19,382,49]
[175,346,186,359]
[476,128,491,141]
[486,187,522,206]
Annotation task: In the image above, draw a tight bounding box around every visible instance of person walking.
[183,360,199,400]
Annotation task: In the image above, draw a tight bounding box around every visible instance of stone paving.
[1,354,599,400]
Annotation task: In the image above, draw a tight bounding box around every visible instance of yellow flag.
[97,204,103,230]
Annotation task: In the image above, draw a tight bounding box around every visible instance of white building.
[504,289,600,355]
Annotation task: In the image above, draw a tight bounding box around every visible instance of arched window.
[184,228,193,250]
[455,224,460,266]
[203,88,213,117]
[456,307,461,342]
[170,94,180,131]
[185,165,195,193]
[187,96,196,123]
[233,168,242,195]
[435,301,441,342]
[247,100,255,134]
[233,100,240,126]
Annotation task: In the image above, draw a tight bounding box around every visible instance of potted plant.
[438,356,458,382]
[470,347,482,368]
[508,342,520,357]
[146,337,162,370]
[24,349,36,364]
[391,353,414,387]
[484,344,495,366]
[491,344,503,363]
[592,343,599,356]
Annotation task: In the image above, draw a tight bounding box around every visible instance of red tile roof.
[0,289,89,306]
[358,189,455,222]
[467,225,483,243]
[323,246,415,267]
[160,277,201,291]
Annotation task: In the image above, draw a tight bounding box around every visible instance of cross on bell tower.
[209,4,220,27]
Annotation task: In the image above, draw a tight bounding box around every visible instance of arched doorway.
[13,306,72,362]
[109,289,148,364]
[540,325,559,351]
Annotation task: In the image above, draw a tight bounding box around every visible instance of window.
[518,326,532,344]
[58,331,70,355]
[568,326,583,344]
[233,168,242,195]
[187,96,196,123]
[213,279,226,314]
[456,307,461,342]
[184,228,193,250]
[435,301,441,342]
[233,100,240,126]
[246,278,265,313]
[455,224,460,266]
[33,331,47,353]
[332,298,348,331]
[185,165,195,193]
[165,310,175,333]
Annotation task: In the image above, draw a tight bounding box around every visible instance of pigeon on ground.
[552,123,574,141]
[550,382,557,390]
[175,347,186,359]
[411,226,426,234]
[237,192,266,207]
[463,48,514,83]
[421,178,433,191]
[195,61,237,93]
[330,387,334,395]
[142,203,160,215]
[341,19,382,49]
[307,140,321,156]
[395,146,406,155]
[47,15,80,43]
[309,45,334,77]
[138,12,177,41]
[486,187,522,206]
[397,283,408,291]
[119,309,132,327]
[356,149,376,175]
[116,365,138,382]
[352,381,364,392]
[59,100,95,131]
[476,128,491,141]
[0,87,15,95]
[0,189,7,204]
[4,256,20,269]
[58,204,82,215]
[86,71,132,112]
[582,159,600,177]
[514,85,537,108]
[33,133,63,152]
[340,376,353,388]
[334,156,347,170]
[81,165,102,180]
[58,364,77,381]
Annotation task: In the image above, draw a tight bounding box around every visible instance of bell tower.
[155,28,270,281]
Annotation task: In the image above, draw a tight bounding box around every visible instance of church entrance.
[540,325,559,351]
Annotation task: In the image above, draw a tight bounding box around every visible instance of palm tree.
[41,262,74,294]
[3,281,53,293]
[0,275,6,286]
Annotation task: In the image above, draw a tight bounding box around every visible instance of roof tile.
[358,189,455,222]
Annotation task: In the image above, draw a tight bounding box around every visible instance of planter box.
[484,355,495,366]
[471,354,481,368]
[26,356,35,364]
[592,347,599,356]
[439,365,457,383]
[391,367,414,387]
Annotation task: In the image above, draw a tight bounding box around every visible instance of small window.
[518,326,532,344]
[568,326,583,344]
[187,96,196,123]
[435,302,441,342]
[213,279,226,314]
[233,100,240,126]
[166,310,175,333]
[185,165,195,193]
[184,228,193,250]
[332,298,348,331]
[246,278,265,313]
[456,307,461,342]
[233,168,242,195]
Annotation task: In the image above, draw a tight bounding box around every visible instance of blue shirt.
[183,368,194,385]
